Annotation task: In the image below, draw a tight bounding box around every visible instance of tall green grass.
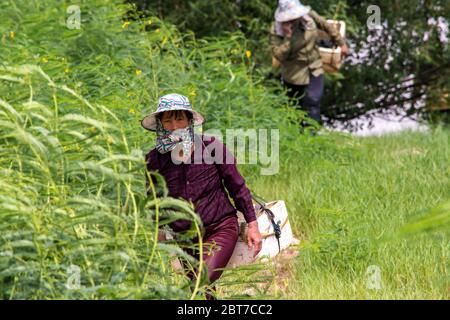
[0,64,211,299]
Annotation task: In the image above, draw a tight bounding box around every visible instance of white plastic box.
[226,200,299,268]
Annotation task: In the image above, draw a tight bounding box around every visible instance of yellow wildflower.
[41,57,48,64]
[64,67,70,73]
[9,31,15,39]
[245,50,252,58]
[67,208,75,216]
[190,89,196,97]
[107,136,114,145]
[128,108,136,114]
[155,28,160,33]
[122,21,130,29]
[135,69,142,76]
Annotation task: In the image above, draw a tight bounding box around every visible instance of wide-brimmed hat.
[141,93,205,131]
[275,0,311,22]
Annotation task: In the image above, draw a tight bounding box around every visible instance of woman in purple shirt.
[141,93,262,287]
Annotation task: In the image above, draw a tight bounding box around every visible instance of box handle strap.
[252,194,282,253]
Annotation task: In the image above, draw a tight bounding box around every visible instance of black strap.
[252,194,282,253]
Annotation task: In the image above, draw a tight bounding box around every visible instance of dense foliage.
[133,0,450,129]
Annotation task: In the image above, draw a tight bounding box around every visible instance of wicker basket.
[318,20,346,73]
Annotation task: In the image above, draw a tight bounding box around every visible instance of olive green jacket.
[269,10,346,85]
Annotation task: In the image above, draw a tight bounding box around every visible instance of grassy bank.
[225,128,449,299]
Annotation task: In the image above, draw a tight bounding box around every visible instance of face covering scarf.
[155,119,195,158]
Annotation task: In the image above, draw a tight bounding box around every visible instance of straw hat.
[275,0,311,22]
[141,93,204,131]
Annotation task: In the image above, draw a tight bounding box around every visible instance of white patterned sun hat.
[141,93,205,131]
[275,0,311,22]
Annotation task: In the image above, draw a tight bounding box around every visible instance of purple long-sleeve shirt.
[145,135,256,232]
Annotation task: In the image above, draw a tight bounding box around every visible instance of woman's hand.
[340,43,349,60]
[158,230,167,242]
[247,221,262,257]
